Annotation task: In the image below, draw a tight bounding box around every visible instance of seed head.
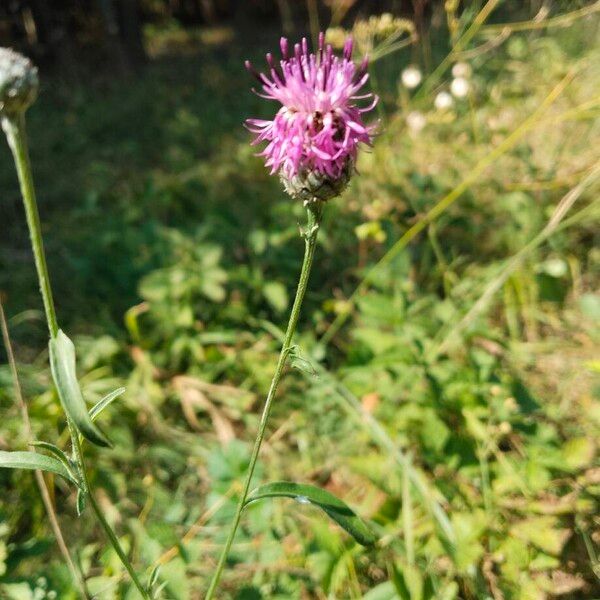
[0,48,39,117]
[246,33,377,201]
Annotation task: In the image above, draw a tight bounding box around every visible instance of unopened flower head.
[0,48,38,117]
[401,65,422,89]
[434,91,453,110]
[245,33,377,202]
[450,77,470,98]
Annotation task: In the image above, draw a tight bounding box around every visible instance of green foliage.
[49,330,111,447]
[1,2,599,598]
[0,451,77,485]
[246,481,378,546]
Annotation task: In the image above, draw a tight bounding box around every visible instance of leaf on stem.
[0,450,78,485]
[29,441,78,482]
[245,481,378,546]
[89,387,126,422]
[288,345,318,376]
[49,330,112,448]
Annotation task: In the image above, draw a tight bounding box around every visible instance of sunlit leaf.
[29,441,78,482]
[49,330,111,448]
[245,481,377,546]
[0,450,77,485]
[89,387,126,422]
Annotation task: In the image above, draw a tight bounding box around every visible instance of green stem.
[205,203,323,599]
[3,112,149,599]
[2,113,58,337]
[72,431,150,599]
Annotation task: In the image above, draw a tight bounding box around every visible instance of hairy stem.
[205,203,323,599]
[2,113,148,599]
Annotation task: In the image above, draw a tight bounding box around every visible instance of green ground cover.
[0,4,599,598]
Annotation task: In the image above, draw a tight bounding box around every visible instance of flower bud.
[280,160,353,203]
[0,48,39,117]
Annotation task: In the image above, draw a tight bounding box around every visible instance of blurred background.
[1,1,599,598]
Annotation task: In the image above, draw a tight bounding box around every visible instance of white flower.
[406,110,426,133]
[452,62,472,78]
[401,65,422,89]
[450,77,470,98]
[434,91,453,110]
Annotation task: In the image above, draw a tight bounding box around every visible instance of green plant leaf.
[245,481,378,546]
[288,345,317,376]
[29,441,78,482]
[89,387,126,422]
[76,488,87,516]
[0,450,78,485]
[49,330,111,448]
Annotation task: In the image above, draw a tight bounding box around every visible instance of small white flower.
[452,62,472,78]
[450,77,470,98]
[401,65,422,89]
[434,91,453,110]
[406,110,426,133]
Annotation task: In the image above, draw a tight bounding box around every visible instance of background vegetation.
[1,1,599,598]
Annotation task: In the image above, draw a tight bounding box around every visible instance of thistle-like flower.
[245,33,377,202]
[0,48,38,118]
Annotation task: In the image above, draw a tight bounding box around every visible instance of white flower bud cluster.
[0,48,39,117]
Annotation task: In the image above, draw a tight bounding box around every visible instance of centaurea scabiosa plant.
[205,34,378,598]
[0,48,150,599]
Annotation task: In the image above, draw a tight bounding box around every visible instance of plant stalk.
[0,299,90,599]
[2,112,149,599]
[71,431,150,599]
[205,203,323,599]
[2,114,58,338]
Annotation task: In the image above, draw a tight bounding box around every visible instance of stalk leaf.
[49,330,111,448]
[29,441,78,482]
[76,488,87,516]
[89,387,126,422]
[245,481,378,546]
[0,450,78,485]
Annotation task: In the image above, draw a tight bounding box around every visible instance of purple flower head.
[246,33,377,201]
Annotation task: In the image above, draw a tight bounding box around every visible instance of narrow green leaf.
[29,441,78,482]
[148,565,161,589]
[245,481,378,546]
[49,330,111,448]
[76,488,87,516]
[89,387,126,422]
[0,450,77,485]
[288,345,318,376]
